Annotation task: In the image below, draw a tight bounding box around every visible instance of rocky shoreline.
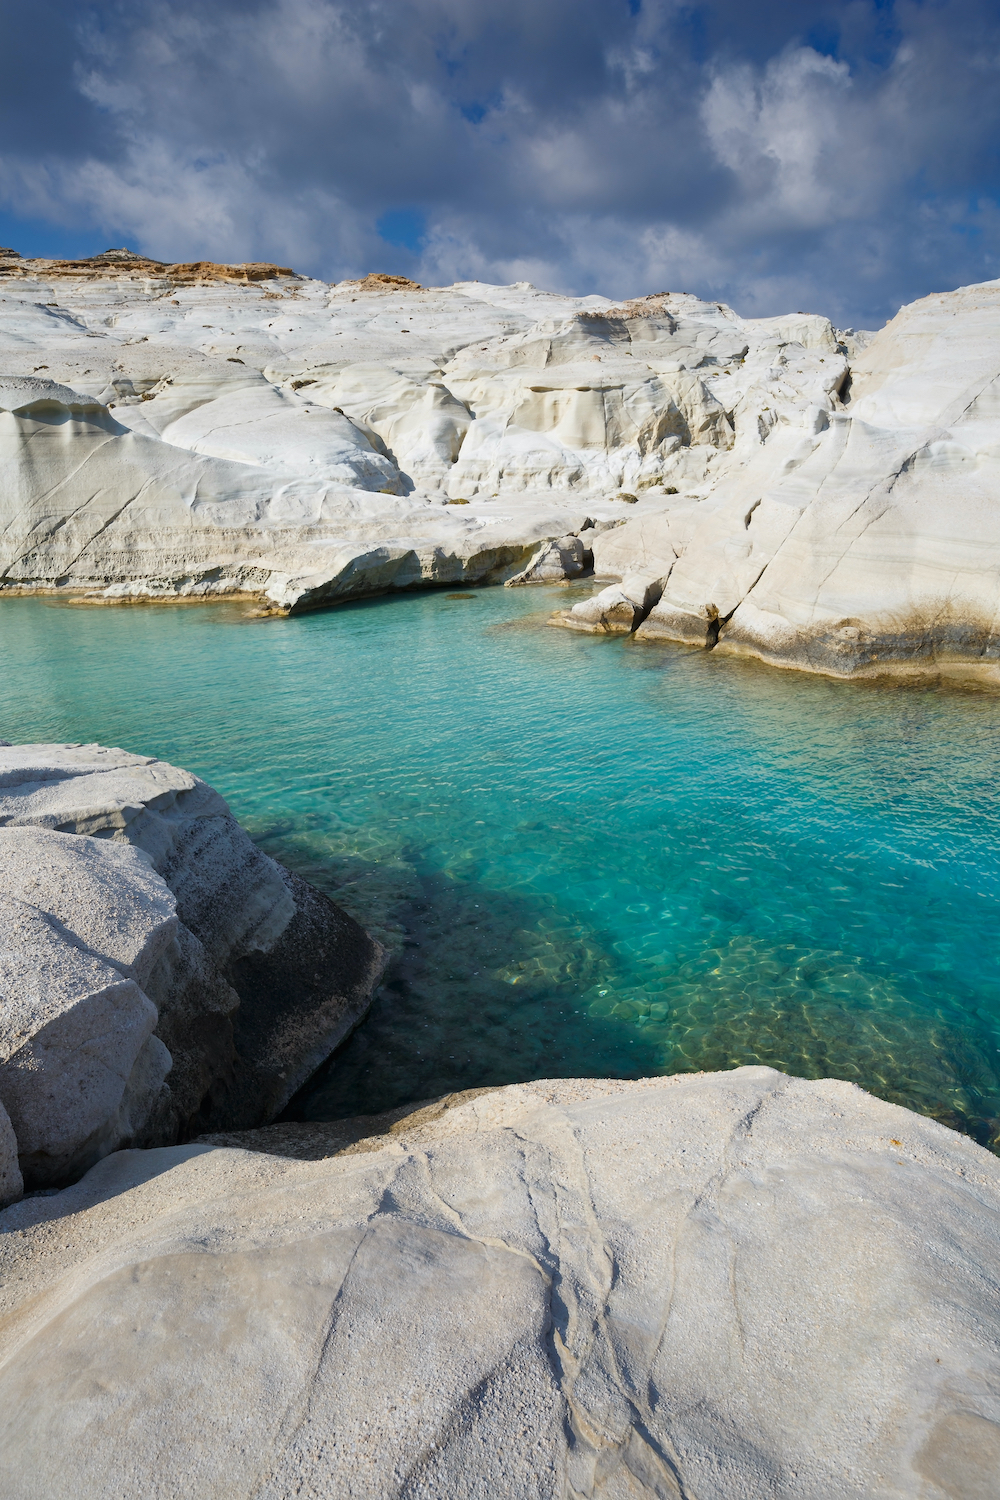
[1,1065,999,1497]
[4,244,1000,1489]
[4,249,999,682]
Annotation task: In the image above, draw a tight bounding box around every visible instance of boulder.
[556,570,667,633]
[0,827,176,1188]
[0,744,386,1188]
[0,1067,997,1497]
[505,533,589,585]
[561,581,645,631]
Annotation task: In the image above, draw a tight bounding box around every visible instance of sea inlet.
[2,584,999,1148]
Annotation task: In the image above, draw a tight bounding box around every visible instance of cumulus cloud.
[702,49,856,229]
[1,0,999,325]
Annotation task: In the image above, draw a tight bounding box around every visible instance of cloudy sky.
[2,0,999,326]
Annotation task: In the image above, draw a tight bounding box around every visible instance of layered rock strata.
[568,281,1000,678]
[0,743,384,1195]
[3,248,1000,677]
[0,1066,997,1497]
[0,253,849,618]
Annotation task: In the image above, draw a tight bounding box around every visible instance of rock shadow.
[262,839,662,1122]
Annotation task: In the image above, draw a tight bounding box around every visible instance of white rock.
[0,1067,997,1496]
[108,366,405,492]
[0,741,294,959]
[557,570,667,633]
[289,362,473,490]
[0,744,386,1186]
[505,532,588,584]
[0,828,176,1183]
[5,257,1000,674]
[588,502,695,580]
[637,280,1000,676]
[563,581,644,631]
[0,822,177,983]
[0,266,843,617]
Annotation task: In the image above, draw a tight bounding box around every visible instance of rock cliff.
[2,248,1000,676]
[0,743,385,1195]
[0,1067,997,1497]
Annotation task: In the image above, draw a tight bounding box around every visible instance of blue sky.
[2,0,999,326]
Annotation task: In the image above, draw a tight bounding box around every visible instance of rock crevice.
[1,1068,999,1496]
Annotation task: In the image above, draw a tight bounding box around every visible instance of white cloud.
[1,0,999,325]
[702,48,854,228]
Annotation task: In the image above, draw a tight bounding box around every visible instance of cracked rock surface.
[0,1066,997,1498]
[0,743,385,1194]
[4,251,1000,668]
[0,254,853,618]
[625,280,1000,678]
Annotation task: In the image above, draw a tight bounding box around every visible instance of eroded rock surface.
[0,743,385,1193]
[0,1067,997,1497]
[0,256,851,620]
[557,572,666,633]
[625,282,1000,677]
[4,249,1000,677]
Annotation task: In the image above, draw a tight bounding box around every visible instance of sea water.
[2,586,1000,1146]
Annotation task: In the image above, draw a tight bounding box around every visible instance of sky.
[2,0,1000,327]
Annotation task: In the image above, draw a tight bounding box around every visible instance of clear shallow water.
[2,588,1000,1146]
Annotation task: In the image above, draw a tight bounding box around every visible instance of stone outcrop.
[0,743,385,1194]
[0,246,297,283]
[505,531,591,585]
[556,571,666,633]
[0,1066,997,1497]
[611,282,1000,678]
[4,252,1000,676]
[0,262,849,617]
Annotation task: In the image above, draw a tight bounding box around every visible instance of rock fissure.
[0,1067,999,1492]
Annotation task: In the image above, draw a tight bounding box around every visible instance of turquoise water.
[2,587,1000,1146]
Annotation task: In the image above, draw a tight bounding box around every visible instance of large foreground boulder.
[0,743,385,1191]
[0,1067,997,1497]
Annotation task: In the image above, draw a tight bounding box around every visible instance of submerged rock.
[0,743,385,1194]
[0,1067,997,1496]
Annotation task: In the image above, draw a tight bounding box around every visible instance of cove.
[2,586,1000,1147]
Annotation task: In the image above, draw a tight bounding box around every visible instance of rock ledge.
[0,1067,997,1497]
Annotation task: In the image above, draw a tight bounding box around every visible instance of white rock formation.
[505,531,591,585]
[108,364,404,490]
[614,281,1000,676]
[4,248,1000,675]
[0,827,175,1186]
[0,253,846,620]
[0,743,384,1193]
[562,572,666,633]
[0,1066,997,1497]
